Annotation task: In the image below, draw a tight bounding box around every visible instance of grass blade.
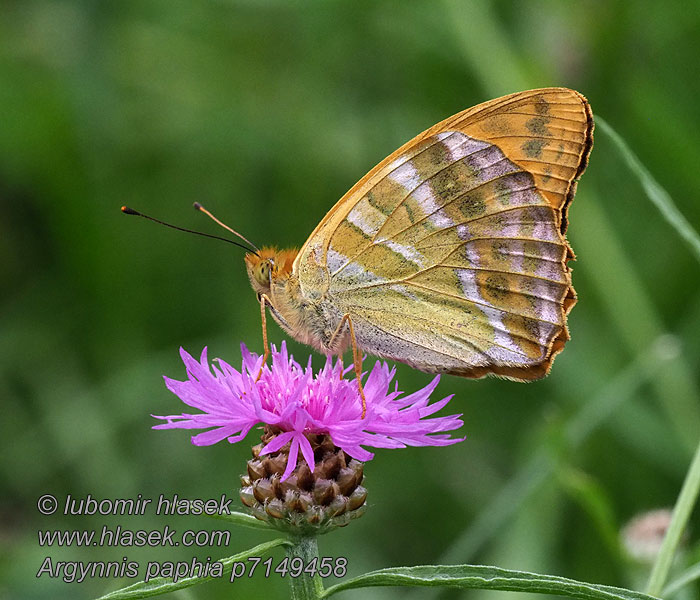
[646,439,700,596]
[595,115,700,266]
[662,561,700,597]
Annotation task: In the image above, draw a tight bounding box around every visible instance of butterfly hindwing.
[295,88,593,379]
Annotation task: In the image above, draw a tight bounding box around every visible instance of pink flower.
[154,342,465,480]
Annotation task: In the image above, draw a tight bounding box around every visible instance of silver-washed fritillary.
[245,88,593,408]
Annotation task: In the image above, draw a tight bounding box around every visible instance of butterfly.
[243,88,593,411]
[123,87,592,414]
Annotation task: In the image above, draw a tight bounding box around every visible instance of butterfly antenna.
[121,206,255,253]
[193,202,260,254]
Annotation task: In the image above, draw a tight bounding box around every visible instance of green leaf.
[321,564,660,600]
[206,509,273,530]
[95,538,290,600]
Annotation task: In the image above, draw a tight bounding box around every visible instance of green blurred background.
[2,1,699,598]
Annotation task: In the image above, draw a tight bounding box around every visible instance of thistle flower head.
[154,342,465,481]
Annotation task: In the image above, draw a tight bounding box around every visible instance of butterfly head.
[245,247,298,298]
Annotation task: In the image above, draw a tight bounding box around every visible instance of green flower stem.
[646,437,700,596]
[287,535,324,600]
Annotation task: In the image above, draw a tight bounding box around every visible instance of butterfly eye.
[254,260,272,286]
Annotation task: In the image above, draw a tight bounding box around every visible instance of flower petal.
[281,435,300,481]
[156,345,465,465]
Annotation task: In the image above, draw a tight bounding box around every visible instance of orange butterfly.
[123,88,593,415]
[244,88,593,412]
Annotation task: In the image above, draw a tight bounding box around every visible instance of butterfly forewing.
[295,88,593,379]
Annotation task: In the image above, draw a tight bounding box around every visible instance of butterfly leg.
[256,293,272,382]
[329,314,366,418]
